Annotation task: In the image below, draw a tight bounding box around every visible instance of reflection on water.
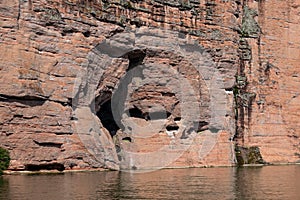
[0,165,299,200]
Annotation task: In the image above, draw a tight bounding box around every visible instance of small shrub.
[0,148,10,175]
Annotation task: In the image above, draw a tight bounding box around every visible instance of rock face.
[0,0,299,171]
[235,0,300,164]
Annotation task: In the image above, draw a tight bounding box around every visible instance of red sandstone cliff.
[0,0,299,171]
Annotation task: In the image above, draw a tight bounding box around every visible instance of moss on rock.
[235,145,265,166]
[0,147,10,175]
[241,6,261,38]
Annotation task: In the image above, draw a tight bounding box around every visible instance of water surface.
[0,165,299,200]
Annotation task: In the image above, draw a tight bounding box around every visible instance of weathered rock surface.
[235,0,300,164]
[0,0,299,171]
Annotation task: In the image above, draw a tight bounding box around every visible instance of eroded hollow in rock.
[122,137,132,142]
[166,124,179,131]
[127,106,172,121]
[127,106,145,119]
[174,117,182,122]
[25,163,65,171]
[127,49,146,71]
[91,45,213,170]
[97,100,121,137]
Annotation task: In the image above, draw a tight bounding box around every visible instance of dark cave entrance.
[96,100,121,137]
[128,106,145,119]
[95,50,146,139]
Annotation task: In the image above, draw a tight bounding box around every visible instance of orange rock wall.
[238,0,300,163]
[0,0,299,171]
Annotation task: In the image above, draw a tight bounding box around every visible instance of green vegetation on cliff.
[0,148,10,175]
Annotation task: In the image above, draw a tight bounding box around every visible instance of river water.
[0,165,299,200]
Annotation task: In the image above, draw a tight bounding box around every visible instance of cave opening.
[126,107,172,121]
[166,124,179,131]
[95,50,147,139]
[174,117,182,122]
[127,49,146,71]
[122,137,132,143]
[128,107,145,119]
[97,100,121,137]
[25,163,65,171]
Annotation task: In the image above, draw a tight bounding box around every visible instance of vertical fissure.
[17,0,21,29]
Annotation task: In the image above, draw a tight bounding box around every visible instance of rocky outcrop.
[0,0,299,171]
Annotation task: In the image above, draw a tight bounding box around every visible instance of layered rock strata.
[0,0,299,171]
